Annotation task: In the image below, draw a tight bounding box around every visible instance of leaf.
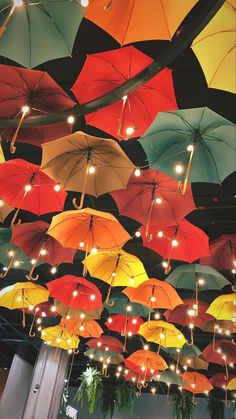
[207,394,225,419]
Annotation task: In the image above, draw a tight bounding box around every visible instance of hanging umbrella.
[206,294,236,321]
[0,1,86,68]
[47,207,131,253]
[47,275,102,310]
[72,46,177,140]
[165,264,230,309]
[0,64,75,152]
[123,278,183,321]
[0,200,13,223]
[0,159,67,226]
[202,339,236,379]
[25,301,58,337]
[54,300,103,321]
[164,344,208,370]
[11,221,76,280]
[83,249,148,305]
[87,335,124,353]
[105,313,143,350]
[111,169,195,235]
[200,234,236,272]
[60,318,103,338]
[141,219,209,274]
[155,370,184,403]
[139,320,186,351]
[41,325,79,352]
[182,372,213,403]
[41,131,135,209]
[192,0,235,94]
[210,373,234,406]
[124,360,157,378]
[86,0,198,44]
[164,300,214,345]
[85,348,124,376]
[199,318,236,353]
[139,107,236,195]
[123,369,151,385]
[0,282,49,327]
[103,292,150,317]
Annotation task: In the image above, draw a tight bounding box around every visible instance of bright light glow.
[198,278,205,286]
[177,334,183,339]
[127,331,132,337]
[36,319,41,325]
[188,309,196,317]
[91,247,97,254]
[97,342,102,347]
[179,386,182,391]
[8,250,15,257]
[51,305,56,312]
[88,165,96,174]
[14,260,20,267]
[141,366,145,371]
[126,305,132,312]
[51,266,57,274]
[54,184,60,192]
[41,330,46,336]
[56,338,61,343]
[66,315,70,320]
[68,349,73,354]
[232,269,236,274]
[191,383,196,389]
[40,249,47,256]
[79,325,85,331]
[132,318,137,325]
[21,105,30,113]
[135,230,141,238]
[126,127,135,136]
[162,261,168,268]
[67,115,75,124]
[14,0,23,6]
[79,241,85,248]
[29,305,34,311]
[80,313,85,319]
[107,317,112,324]
[170,364,175,371]
[105,346,109,352]
[38,326,42,331]
[116,372,120,378]
[124,369,128,375]
[225,329,230,336]
[129,276,135,285]
[144,345,149,350]
[150,296,156,303]
[189,323,194,330]
[193,304,198,310]
[217,348,222,354]
[73,290,78,297]
[66,339,71,344]
[31,258,36,265]
[131,377,136,382]
[187,144,194,152]
[17,296,22,302]
[0,199,4,207]
[229,362,234,368]
[218,328,223,334]
[155,197,162,205]
[222,355,226,361]
[187,359,192,365]
[157,231,163,238]
[134,168,141,177]
[154,312,160,319]
[111,271,116,277]
[156,374,160,380]
[175,163,184,174]
[160,333,165,339]
[24,184,32,192]
[41,312,46,318]
[117,366,122,372]
[176,369,180,375]
[171,239,178,247]
[151,387,156,394]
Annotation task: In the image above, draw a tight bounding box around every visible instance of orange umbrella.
[41,131,135,209]
[60,318,103,338]
[47,207,131,254]
[86,0,198,44]
[123,278,183,320]
[182,372,213,403]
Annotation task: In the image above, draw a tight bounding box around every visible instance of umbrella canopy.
[139,107,236,193]
[54,300,103,321]
[0,160,67,220]
[174,355,208,371]
[139,320,186,349]
[206,294,236,321]
[0,1,86,68]
[198,319,236,335]
[41,325,79,350]
[123,278,183,310]
[202,339,236,366]
[47,207,131,252]
[41,131,135,209]
[105,314,143,335]
[227,377,236,391]
[209,373,234,389]
[85,348,124,365]
[200,234,236,271]
[47,275,102,310]
[166,344,202,359]
[72,46,177,140]
[60,318,103,338]
[0,65,74,151]
[86,0,198,44]
[125,349,168,372]
[11,220,75,280]
[182,372,213,395]
[87,336,124,353]
[156,370,184,386]
[0,201,13,223]
[124,369,151,384]
[111,169,195,228]
[103,292,150,317]
[164,300,214,328]
[192,0,235,93]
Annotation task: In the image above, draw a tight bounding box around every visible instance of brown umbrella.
[41,131,135,208]
[172,354,209,370]
[54,300,103,321]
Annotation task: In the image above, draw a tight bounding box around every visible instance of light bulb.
[141,366,145,371]
[51,305,56,312]
[97,342,102,347]
[129,276,135,285]
[90,294,96,301]
[17,296,22,302]
[135,230,141,238]
[151,387,156,394]
[50,266,57,274]
[198,278,205,286]
[21,105,30,113]
[187,359,192,365]
[217,348,222,354]
[160,333,165,339]
[31,258,36,265]
[73,290,78,297]
[154,312,160,320]
[162,261,168,268]
[41,330,46,336]
[191,383,196,389]
[179,386,182,391]
[66,315,71,320]
[132,318,137,325]
[131,377,136,382]
[54,184,60,192]
[40,249,47,256]
[117,366,122,372]
[105,346,109,352]
[171,239,178,247]
[107,317,112,324]
[218,328,223,334]
[193,304,198,310]
[150,369,154,374]
[79,241,85,248]
[88,165,96,174]
[66,339,71,344]
[125,127,135,136]
[229,362,234,368]
[67,115,75,124]
[155,197,162,205]
[89,354,94,359]
[79,325,85,331]
[127,331,132,337]
[157,231,163,238]
[29,305,34,311]
[122,95,128,101]
[8,250,14,257]
[187,144,194,152]
[176,348,181,353]
[80,0,89,6]
[14,260,20,267]
[91,247,97,254]
[80,313,85,319]
[36,318,42,324]
[111,271,116,277]
[189,323,194,330]
[175,163,184,174]
[144,345,149,350]
[150,296,156,303]
[170,364,175,371]
[116,372,120,378]
[24,184,32,192]
[124,369,128,375]
[126,305,132,312]
[41,312,46,318]
[188,309,196,317]
[0,199,4,207]
[134,168,141,177]
[232,269,236,274]
[177,334,183,339]
[56,338,61,343]
[225,330,230,336]
[156,374,160,380]
[38,326,42,331]
[176,369,180,375]
[68,349,73,354]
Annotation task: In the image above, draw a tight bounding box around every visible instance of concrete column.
[22,344,69,419]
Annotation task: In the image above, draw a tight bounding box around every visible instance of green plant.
[207,394,225,419]
[100,376,137,418]
[74,367,102,414]
[172,390,195,419]
[116,379,136,415]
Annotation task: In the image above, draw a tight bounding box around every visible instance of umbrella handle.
[72,197,81,210]
[0,5,15,38]
[0,255,15,278]
[224,360,229,380]
[232,339,236,345]
[145,200,155,240]
[117,95,128,140]
[11,208,22,227]
[22,291,26,328]
[28,309,37,337]
[192,393,197,405]
[167,384,171,405]
[225,388,230,408]
[78,162,90,210]
[26,267,39,281]
[104,0,114,10]
[213,328,217,351]
[178,145,195,195]
[186,327,194,345]
[10,110,28,154]
[105,286,115,307]
[164,259,171,275]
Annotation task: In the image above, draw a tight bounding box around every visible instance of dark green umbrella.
[163,344,208,371]
[104,292,150,317]
[153,370,183,402]
[139,107,236,194]
[0,0,86,68]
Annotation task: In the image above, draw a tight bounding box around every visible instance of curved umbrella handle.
[0,255,15,278]
[164,259,171,275]
[104,0,114,10]
[232,339,236,345]
[26,270,39,281]
[105,286,115,307]
[178,145,195,195]
[186,327,194,345]
[167,385,171,405]
[72,198,80,210]
[225,388,230,408]
[224,361,229,380]
[192,393,197,405]
[11,208,22,227]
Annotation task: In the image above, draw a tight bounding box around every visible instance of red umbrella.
[24,301,58,337]
[0,159,67,226]
[105,314,143,335]
[200,234,236,272]
[141,219,209,273]
[209,373,234,388]
[47,275,102,310]
[72,46,177,140]
[87,335,124,353]
[123,369,152,384]
[164,299,214,344]
[0,64,74,152]
[202,339,236,379]
[111,169,195,235]
[11,221,75,280]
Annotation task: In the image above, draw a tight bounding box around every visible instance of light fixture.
[67,115,75,124]
[90,294,96,301]
[50,266,57,274]
[28,305,34,311]
[160,333,165,340]
[88,165,96,174]
[135,230,141,238]
[188,309,196,317]
[80,313,85,319]
[54,184,60,192]
[174,163,184,174]
[198,278,205,285]
[132,318,137,325]
[157,231,163,238]
[73,290,78,297]
[187,144,194,152]
[91,247,97,254]
[80,0,89,6]
[21,105,30,114]
[171,239,178,247]
[51,305,56,312]
[13,260,20,267]
[150,296,156,303]
[154,312,160,320]
[125,127,135,136]
[66,315,70,320]
[155,197,162,205]
[134,168,141,177]
[129,276,135,285]
[151,387,156,394]
[127,331,132,337]
[107,317,112,324]
[24,184,32,192]
[144,344,149,350]
[126,305,132,312]
[31,258,36,265]
[40,249,47,256]
[79,241,85,248]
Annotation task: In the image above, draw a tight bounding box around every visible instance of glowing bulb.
[51,305,56,312]
[162,260,168,269]
[225,329,230,336]
[122,95,128,101]
[24,184,32,192]
[150,296,156,303]
[188,309,196,317]
[107,317,112,324]
[156,374,160,380]
[189,323,194,330]
[111,271,116,277]
[232,269,236,274]
[8,250,14,257]
[193,304,198,310]
[31,258,36,265]
[14,260,20,267]
[54,184,60,191]
[132,377,136,382]
[179,386,182,391]
[117,366,122,372]
[79,325,85,331]
[141,366,145,371]
[124,369,128,375]
[187,144,194,152]
[134,168,141,177]
[171,239,178,247]
[222,355,226,361]
[116,372,120,378]
[198,278,205,286]
[217,348,222,354]
[151,388,156,394]
[50,266,57,274]
[191,383,196,389]
[218,328,223,334]
[176,348,181,353]
[170,364,175,371]
[56,338,61,343]
[89,354,94,359]
[176,369,180,375]
[160,333,165,339]
[204,391,209,396]
[97,342,102,347]
[80,313,85,320]
[41,312,46,318]
[135,230,141,238]
[183,365,188,371]
[187,359,192,365]
[38,326,42,331]
[21,105,30,113]
[126,127,135,136]
[105,346,109,352]
[88,165,96,174]
[155,197,162,205]
[41,330,46,336]
[68,349,73,354]
[129,276,135,285]
[79,242,85,249]
[90,294,96,301]
[144,345,149,350]
[29,305,34,311]
[126,305,132,312]
[40,249,47,256]
[73,290,78,297]
[36,318,41,324]
[67,115,75,124]
[154,312,160,320]
[0,199,4,207]
[127,331,132,337]
[229,362,234,368]
[66,339,71,344]
[175,163,184,174]
[17,296,22,302]
[177,334,183,339]
[157,231,163,238]
[132,318,137,325]
[91,247,97,254]
[66,315,71,320]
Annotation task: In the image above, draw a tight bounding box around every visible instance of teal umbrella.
[153,370,183,402]
[139,107,236,194]
[104,292,150,317]
[165,263,230,309]
[163,345,208,371]
[0,0,86,68]
[164,344,202,358]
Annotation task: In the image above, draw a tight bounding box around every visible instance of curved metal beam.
[0,0,224,128]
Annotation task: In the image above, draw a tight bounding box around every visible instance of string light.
[80,0,89,6]
[129,276,135,285]
[79,325,85,331]
[17,296,22,302]
[29,305,34,311]
[80,313,85,319]
[51,305,56,312]
[175,163,184,174]
[67,115,75,124]
[97,342,102,347]
[107,317,112,324]
[56,338,61,343]
[14,260,20,267]
[126,127,135,136]
[91,247,97,254]
[36,318,42,324]
[154,312,160,320]
[21,105,30,114]
[41,312,46,318]
[73,290,78,297]
[187,144,194,152]
[68,349,73,354]
[88,165,96,174]
[198,278,205,286]
[124,369,128,375]
[135,230,141,238]
[66,339,71,344]
[170,364,175,371]
[132,318,137,325]
[24,184,32,192]
[54,184,60,191]
[104,346,109,352]
[193,304,198,310]
[150,296,156,303]
[40,249,47,256]
[160,333,165,339]
[157,231,163,238]
[144,345,149,350]
[79,241,85,248]
[66,315,71,320]
[151,387,156,394]
[188,309,196,317]
[31,258,36,265]
[189,323,194,330]
[171,239,178,247]
[50,266,57,274]
[155,197,162,205]
[126,305,132,312]
[90,294,96,301]
[117,366,122,372]
[0,199,4,207]
[134,168,141,177]
[127,331,132,337]
[8,250,15,257]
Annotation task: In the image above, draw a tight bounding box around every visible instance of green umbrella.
[153,370,183,401]
[139,107,236,194]
[104,292,150,317]
[165,263,230,308]
[164,344,202,358]
[85,348,124,376]
[163,345,208,371]
[0,0,86,68]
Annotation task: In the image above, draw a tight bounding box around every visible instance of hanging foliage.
[172,390,195,419]
[207,394,225,419]
[74,367,102,414]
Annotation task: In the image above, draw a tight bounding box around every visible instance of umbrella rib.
[120,0,136,46]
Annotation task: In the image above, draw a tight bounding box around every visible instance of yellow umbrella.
[0,282,49,327]
[226,377,236,391]
[41,325,79,352]
[138,320,186,352]
[192,0,236,94]
[83,249,148,305]
[206,293,236,321]
[0,142,5,163]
